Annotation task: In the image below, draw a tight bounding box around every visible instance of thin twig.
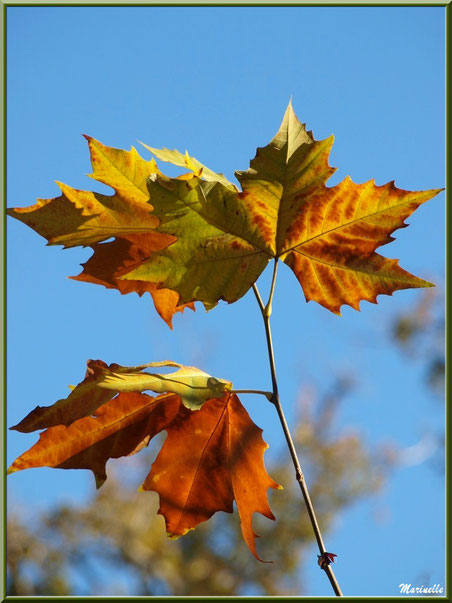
[253,260,343,597]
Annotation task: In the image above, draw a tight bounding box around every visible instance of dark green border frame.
[1,2,449,601]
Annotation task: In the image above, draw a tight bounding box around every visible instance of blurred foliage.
[392,288,445,395]
[7,377,388,596]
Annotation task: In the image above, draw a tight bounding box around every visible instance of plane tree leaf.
[10,359,232,434]
[10,360,117,433]
[70,234,194,328]
[7,136,166,248]
[97,360,233,410]
[8,391,280,560]
[140,392,282,561]
[122,102,441,313]
[8,392,181,489]
[7,104,442,567]
[139,142,237,190]
[6,136,193,326]
[122,173,273,309]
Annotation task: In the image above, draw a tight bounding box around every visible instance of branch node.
[318,552,338,570]
[269,392,279,406]
[296,467,304,482]
[264,302,272,318]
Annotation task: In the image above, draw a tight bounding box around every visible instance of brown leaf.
[140,393,281,561]
[9,391,280,559]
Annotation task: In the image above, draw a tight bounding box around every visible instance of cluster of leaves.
[8,102,439,320]
[9,361,279,561]
[8,378,387,596]
[8,102,441,559]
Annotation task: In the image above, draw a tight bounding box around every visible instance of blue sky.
[6,5,445,597]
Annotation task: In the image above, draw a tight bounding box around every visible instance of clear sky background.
[6,5,445,597]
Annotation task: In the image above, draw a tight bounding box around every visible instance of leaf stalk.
[252,260,343,597]
[231,389,273,401]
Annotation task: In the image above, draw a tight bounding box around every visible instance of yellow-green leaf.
[98,360,232,410]
[10,359,233,434]
[140,142,237,190]
[7,136,165,248]
[122,173,272,309]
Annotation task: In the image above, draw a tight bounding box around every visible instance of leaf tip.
[423,280,436,289]
[137,140,152,151]
[167,532,182,541]
[328,304,342,317]
[94,474,106,489]
[167,526,194,540]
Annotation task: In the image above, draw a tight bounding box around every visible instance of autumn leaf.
[10,360,117,433]
[6,136,193,326]
[8,392,181,489]
[121,172,272,309]
[140,393,281,561]
[7,136,166,248]
[97,360,233,410]
[9,392,280,560]
[70,234,194,328]
[139,142,237,191]
[10,359,232,433]
[122,102,441,313]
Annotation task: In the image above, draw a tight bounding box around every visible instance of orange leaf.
[71,234,194,328]
[140,393,281,561]
[280,177,439,314]
[10,360,116,433]
[8,392,181,489]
